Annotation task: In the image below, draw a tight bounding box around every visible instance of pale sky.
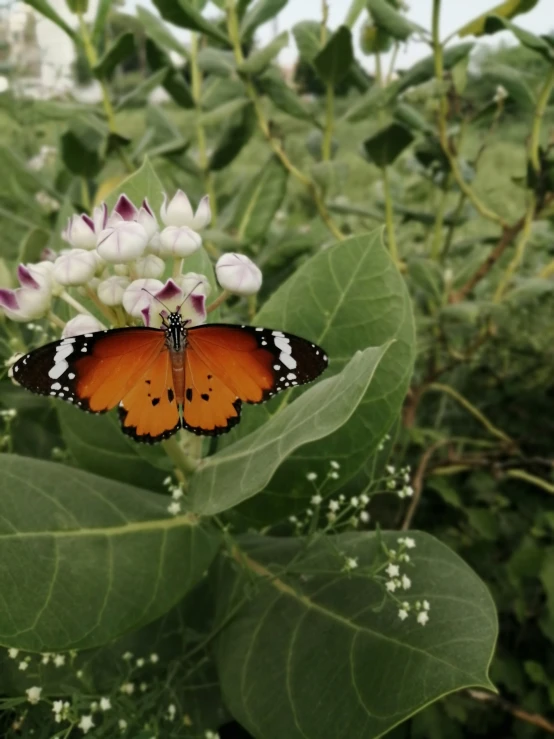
[125,0,553,72]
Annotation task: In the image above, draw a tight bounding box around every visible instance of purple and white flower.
[141,277,207,329]
[53,249,98,287]
[160,191,211,230]
[215,253,262,296]
[0,263,55,322]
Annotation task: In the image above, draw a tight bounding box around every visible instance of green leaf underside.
[314,26,354,85]
[221,230,415,524]
[215,532,498,739]
[190,343,392,515]
[0,456,219,651]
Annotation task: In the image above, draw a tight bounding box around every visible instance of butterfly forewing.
[12,321,328,442]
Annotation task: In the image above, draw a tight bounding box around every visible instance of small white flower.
[134,254,165,279]
[385,580,397,592]
[345,557,358,570]
[327,512,337,523]
[136,657,145,667]
[41,652,52,664]
[90,701,99,712]
[494,84,508,102]
[26,686,42,704]
[306,472,318,482]
[423,600,430,611]
[288,515,298,523]
[62,314,104,339]
[329,471,339,480]
[150,653,159,663]
[360,494,369,505]
[330,460,340,469]
[120,682,135,695]
[159,225,202,258]
[7,648,19,659]
[387,480,396,491]
[122,278,163,318]
[205,732,220,739]
[18,661,28,671]
[171,487,184,500]
[78,714,95,734]
[97,276,129,306]
[122,651,133,661]
[167,703,177,721]
[52,700,64,714]
[119,719,128,731]
[328,499,340,513]
[97,222,149,263]
[54,654,66,667]
[167,501,181,516]
[100,697,111,711]
[386,465,396,475]
[311,494,322,505]
[359,511,370,523]
[401,574,411,590]
[398,609,409,621]
[417,611,429,626]
[403,485,414,497]
[215,253,262,296]
[161,191,211,230]
[349,496,359,507]
[140,681,148,692]
[386,563,399,578]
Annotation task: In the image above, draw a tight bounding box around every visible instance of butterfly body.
[13,314,328,443]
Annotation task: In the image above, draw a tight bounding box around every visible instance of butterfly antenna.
[176,280,204,312]
[141,287,172,314]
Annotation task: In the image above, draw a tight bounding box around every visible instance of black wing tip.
[118,405,181,445]
[181,399,242,437]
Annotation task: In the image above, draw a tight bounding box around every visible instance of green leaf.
[23,0,76,41]
[239,31,289,75]
[240,0,287,39]
[227,155,288,242]
[190,344,391,516]
[137,6,191,60]
[146,39,194,109]
[362,122,414,167]
[314,26,354,85]
[224,230,415,525]
[396,42,474,95]
[457,0,540,37]
[209,104,256,171]
[60,117,106,177]
[17,228,50,265]
[394,102,434,133]
[341,83,390,122]
[0,455,220,651]
[57,404,171,491]
[257,68,314,122]
[200,97,251,127]
[105,156,165,214]
[482,15,554,60]
[116,68,170,111]
[215,532,497,739]
[506,277,554,303]
[93,32,136,79]
[151,0,231,46]
[92,0,113,46]
[482,64,536,110]
[345,0,368,27]
[292,20,321,63]
[197,48,236,77]
[366,0,426,40]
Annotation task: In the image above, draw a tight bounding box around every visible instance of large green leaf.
[367,0,426,40]
[257,68,314,122]
[215,532,498,739]
[151,0,231,46]
[240,0,287,39]
[57,404,171,491]
[92,0,113,46]
[137,6,191,60]
[116,68,170,111]
[457,0,540,37]
[105,156,165,214]
[313,26,354,85]
[362,122,414,167]
[23,0,76,41]
[197,48,237,77]
[482,15,554,60]
[209,104,256,171]
[293,20,321,63]
[0,455,219,651]
[189,344,391,516]
[239,31,289,76]
[146,39,194,109]
[226,155,288,242]
[223,230,415,524]
[93,32,136,79]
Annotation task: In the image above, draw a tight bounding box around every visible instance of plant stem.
[80,178,91,212]
[431,0,506,229]
[528,65,554,174]
[381,166,399,266]
[493,197,535,302]
[190,32,218,224]
[163,434,198,478]
[226,0,343,242]
[78,13,133,174]
[506,469,554,496]
[59,290,95,317]
[321,83,334,161]
[430,181,448,260]
[207,289,230,314]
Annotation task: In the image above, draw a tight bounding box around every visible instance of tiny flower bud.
[53,249,97,287]
[215,253,262,296]
[160,189,194,227]
[191,195,211,230]
[134,254,165,279]
[97,222,149,263]
[64,214,97,249]
[97,276,129,306]
[62,314,104,339]
[159,225,202,258]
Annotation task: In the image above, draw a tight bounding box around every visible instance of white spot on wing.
[287,372,296,380]
[272,331,285,337]
[281,353,297,370]
[51,382,61,391]
[48,343,74,379]
[274,337,291,354]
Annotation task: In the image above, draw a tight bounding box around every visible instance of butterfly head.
[164,310,190,352]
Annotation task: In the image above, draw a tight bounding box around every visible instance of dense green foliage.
[0,0,553,736]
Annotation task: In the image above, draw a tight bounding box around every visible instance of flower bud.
[141,278,206,328]
[122,278,163,318]
[137,199,158,240]
[177,271,211,298]
[134,255,165,279]
[62,314,104,339]
[64,214,97,249]
[0,263,54,322]
[160,190,194,227]
[215,253,262,296]
[159,226,202,258]
[97,276,130,307]
[97,222,149,263]
[191,196,211,230]
[53,249,97,287]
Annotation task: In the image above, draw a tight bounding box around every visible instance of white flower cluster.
[384,464,414,499]
[0,190,263,333]
[163,475,185,515]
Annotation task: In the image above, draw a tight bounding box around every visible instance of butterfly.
[12,313,328,443]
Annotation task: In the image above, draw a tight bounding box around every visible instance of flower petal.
[160,190,194,227]
[62,314,105,338]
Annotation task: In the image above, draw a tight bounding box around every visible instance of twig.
[402,441,447,530]
[467,689,554,734]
